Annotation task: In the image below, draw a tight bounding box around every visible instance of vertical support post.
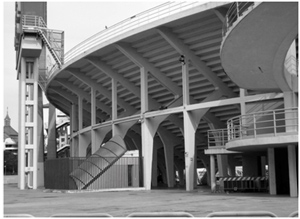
[91,87,97,154]
[210,154,216,192]
[151,144,158,187]
[194,148,198,187]
[78,96,83,130]
[33,59,39,188]
[141,118,155,190]
[164,144,174,188]
[140,67,148,113]
[183,110,196,191]
[288,145,297,197]
[18,58,26,190]
[182,60,189,106]
[217,155,228,177]
[70,103,78,157]
[91,87,96,126]
[268,148,277,195]
[78,133,90,157]
[112,78,118,136]
[112,78,118,120]
[47,103,57,159]
[36,85,44,187]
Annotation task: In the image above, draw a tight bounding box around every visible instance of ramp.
[70,135,127,190]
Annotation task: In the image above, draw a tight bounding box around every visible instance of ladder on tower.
[22,15,64,71]
[37,29,62,68]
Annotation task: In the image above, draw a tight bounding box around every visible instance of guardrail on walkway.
[227,108,298,141]
[208,129,228,148]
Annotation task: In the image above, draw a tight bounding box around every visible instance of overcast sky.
[2,1,165,130]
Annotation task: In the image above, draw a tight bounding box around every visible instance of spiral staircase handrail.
[222,2,261,37]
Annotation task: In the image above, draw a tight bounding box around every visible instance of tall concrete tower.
[14,2,64,189]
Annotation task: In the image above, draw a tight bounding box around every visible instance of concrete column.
[182,59,189,106]
[141,118,158,190]
[217,155,228,177]
[164,144,174,187]
[112,78,117,120]
[78,96,83,130]
[227,155,236,176]
[194,149,198,187]
[183,110,196,191]
[32,58,40,189]
[210,155,216,192]
[36,85,44,188]
[151,144,158,187]
[140,67,148,113]
[47,103,56,159]
[268,148,277,195]
[239,88,247,115]
[288,145,298,197]
[18,58,26,190]
[78,133,91,157]
[70,104,78,157]
[202,160,211,186]
[72,137,79,157]
[91,87,96,126]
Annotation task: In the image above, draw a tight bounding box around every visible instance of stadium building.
[14,2,298,197]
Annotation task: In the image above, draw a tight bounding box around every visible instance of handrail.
[222,2,260,37]
[208,129,228,148]
[47,1,207,77]
[21,15,64,70]
[22,15,47,28]
[227,108,298,141]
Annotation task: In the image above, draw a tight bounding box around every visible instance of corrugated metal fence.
[44,157,141,190]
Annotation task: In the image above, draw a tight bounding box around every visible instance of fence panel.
[44,157,141,190]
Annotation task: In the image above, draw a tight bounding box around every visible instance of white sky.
[2,1,165,130]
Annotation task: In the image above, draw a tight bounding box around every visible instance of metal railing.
[222,2,259,37]
[21,15,64,70]
[47,1,207,77]
[227,108,298,141]
[208,129,228,148]
[22,15,47,28]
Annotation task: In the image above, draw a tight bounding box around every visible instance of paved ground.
[3,183,298,217]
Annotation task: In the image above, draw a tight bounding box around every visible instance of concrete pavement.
[4,183,298,217]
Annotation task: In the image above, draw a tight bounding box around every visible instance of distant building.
[3,110,18,175]
[3,111,18,149]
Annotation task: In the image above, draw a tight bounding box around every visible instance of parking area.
[3,183,298,217]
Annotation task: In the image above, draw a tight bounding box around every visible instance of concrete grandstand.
[14,2,298,197]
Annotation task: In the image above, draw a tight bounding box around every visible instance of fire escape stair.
[69,135,128,190]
